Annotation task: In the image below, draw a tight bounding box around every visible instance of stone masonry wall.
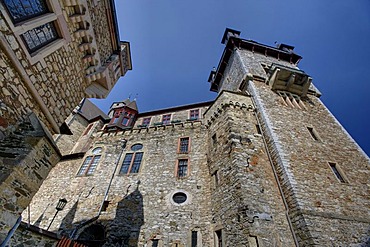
[223,48,370,246]
[23,110,213,246]
[54,114,89,156]
[134,106,209,128]
[204,91,296,246]
[0,114,61,240]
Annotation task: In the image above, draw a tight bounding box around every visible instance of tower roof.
[77,99,110,122]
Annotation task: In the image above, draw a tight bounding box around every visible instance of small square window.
[189,109,199,120]
[142,117,151,126]
[162,114,171,125]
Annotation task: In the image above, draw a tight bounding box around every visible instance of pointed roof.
[109,98,138,112]
[77,99,110,122]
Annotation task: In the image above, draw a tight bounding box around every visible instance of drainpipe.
[0,216,22,247]
[98,140,126,214]
[247,80,299,246]
[69,140,127,239]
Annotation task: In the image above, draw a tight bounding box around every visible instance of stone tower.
[206,28,370,246]
[14,29,369,246]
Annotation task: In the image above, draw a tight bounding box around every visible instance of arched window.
[119,144,144,175]
[77,148,102,176]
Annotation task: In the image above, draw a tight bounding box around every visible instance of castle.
[5,28,369,246]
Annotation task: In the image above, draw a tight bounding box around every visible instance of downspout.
[0,33,61,134]
[247,78,299,246]
[69,140,127,239]
[0,216,22,247]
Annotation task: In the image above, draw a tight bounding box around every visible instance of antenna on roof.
[133,93,138,101]
[128,93,132,100]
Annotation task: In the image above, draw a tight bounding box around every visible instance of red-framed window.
[142,117,151,126]
[178,137,190,154]
[119,144,144,175]
[162,114,171,125]
[177,159,188,178]
[189,109,199,120]
[77,148,102,176]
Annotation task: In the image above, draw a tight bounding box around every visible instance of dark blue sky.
[92,0,370,156]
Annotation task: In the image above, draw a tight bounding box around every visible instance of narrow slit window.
[152,239,159,247]
[307,127,319,141]
[329,162,346,183]
[212,134,217,146]
[256,124,262,134]
[191,231,198,247]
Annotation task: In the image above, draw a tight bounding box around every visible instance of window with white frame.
[0,0,70,63]
[77,147,102,176]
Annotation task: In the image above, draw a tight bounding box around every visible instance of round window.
[91,147,102,155]
[131,144,143,151]
[172,192,187,204]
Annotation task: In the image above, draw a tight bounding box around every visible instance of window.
[2,0,50,24]
[178,137,190,153]
[112,117,119,124]
[215,229,223,247]
[191,231,198,247]
[329,162,346,183]
[307,127,319,141]
[172,192,187,204]
[122,117,129,126]
[189,109,199,120]
[77,147,102,176]
[21,22,59,52]
[152,239,159,247]
[162,114,171,125]
[101,201,109,212]
[0,0,70,64]
[119,144,144,175]
[212,134,217,146]
[177,159,188,178]
[142,117,151,126]
[213,170,219,187]
[255,124,262,135]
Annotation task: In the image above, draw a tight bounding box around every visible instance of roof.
[77,99,110,122]
[209,28,302,92]
[109,98,138,112]
[138,101,214,117]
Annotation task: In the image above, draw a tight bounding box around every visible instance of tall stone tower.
[206,28,370,246]
[15,29,369,246]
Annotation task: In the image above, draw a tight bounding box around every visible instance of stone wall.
[9,222,58,247]
[204,91,296,246]
[134,105,210,128]
[23,107,214,246]
[219,48,370,246]
[0,114,61,240]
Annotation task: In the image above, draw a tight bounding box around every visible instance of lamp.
[47,198,67,231]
